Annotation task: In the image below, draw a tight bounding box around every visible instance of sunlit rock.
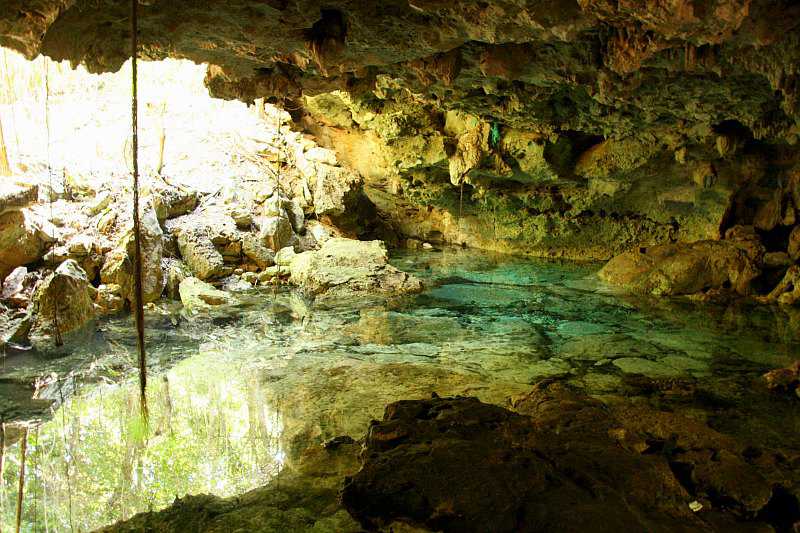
[94,283,124,315]
[289,238,422,298]
[257,215,294,252]
[149,180,198,222]
[100,203,164,304]
[0,206,46,281]
[30,259,95,341]
[178,277,231,311]
[241,233,275,269]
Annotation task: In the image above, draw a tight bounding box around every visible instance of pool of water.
[1,248,799,531]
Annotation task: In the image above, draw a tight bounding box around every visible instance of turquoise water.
[1,248,798,531]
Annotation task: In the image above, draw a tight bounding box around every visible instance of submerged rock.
[343,382,797,532]
[289,238,422,298]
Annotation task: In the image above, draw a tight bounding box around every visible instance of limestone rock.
[288,199,305,234]
[0,182,38,214]
[0,209,45,281]
[94,284,124,315]
[179,277,231,311]
[230,208,253,229]
[599,240,763,297]
[239,233,273,270]
[759,265,800,306]
[176,227,225,280]
[764,251,792,268]
[150,182,198,222]
[289,238,422,298]
[163,259,192,300]
[307,164,362,217]
[274,246,296,267]
[258,215,294,252]
[30,259,95,340]
[763,361,800,395]
[84,191,112,217]
[1,266,28,303]
[100,205,164,305]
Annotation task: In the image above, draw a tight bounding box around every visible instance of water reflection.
[1,247,800,531]
[1,346,284,531]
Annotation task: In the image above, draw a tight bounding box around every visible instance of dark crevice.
[756,486,800,533]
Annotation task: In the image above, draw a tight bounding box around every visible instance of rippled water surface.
[1,248,798,531]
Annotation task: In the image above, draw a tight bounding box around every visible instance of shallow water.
[1,248,799,531]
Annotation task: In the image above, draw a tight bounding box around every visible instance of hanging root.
[131,0,148,422]
[15,427,28,533]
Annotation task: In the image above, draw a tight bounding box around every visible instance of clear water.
[1,248,798,531]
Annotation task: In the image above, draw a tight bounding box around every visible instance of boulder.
[763,360,800,396]
[0,209,45,281]
[84,191,112,217]
[274,246,296,267]
[759,265,800,305]
[163,259,192,299]
[1,266,28,302]
[30,259,95,340]
[178,277,231,311]
[288,199,305,234]
[230,208,253,229]
[258,215,294,251]
[241,233,275,269]
[94,284,124,315]
[289,238,422,298]
[306,164,362,217]
[599,240,763,296]
[176,227,226,280]
[0,182,38,214]
[150,182,198,222]
[100,205,164,305]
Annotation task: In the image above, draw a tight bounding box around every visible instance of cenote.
[2,2,800,532]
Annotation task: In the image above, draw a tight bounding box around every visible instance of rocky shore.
[0,106,421,351]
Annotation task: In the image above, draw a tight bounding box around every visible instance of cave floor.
[1,247,799,531]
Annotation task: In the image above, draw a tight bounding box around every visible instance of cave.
[1,1,800,532]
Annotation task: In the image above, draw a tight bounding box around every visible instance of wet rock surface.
[343,382,800,533]
[100,376,800,533]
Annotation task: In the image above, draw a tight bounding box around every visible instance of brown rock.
[343,382,785,533]
[599,240,763,297]
[788,226,800,262]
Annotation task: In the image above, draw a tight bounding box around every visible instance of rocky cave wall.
[2,0,800,264]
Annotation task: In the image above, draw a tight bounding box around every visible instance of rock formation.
[3,1,800,303]
[289,237,423,298]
